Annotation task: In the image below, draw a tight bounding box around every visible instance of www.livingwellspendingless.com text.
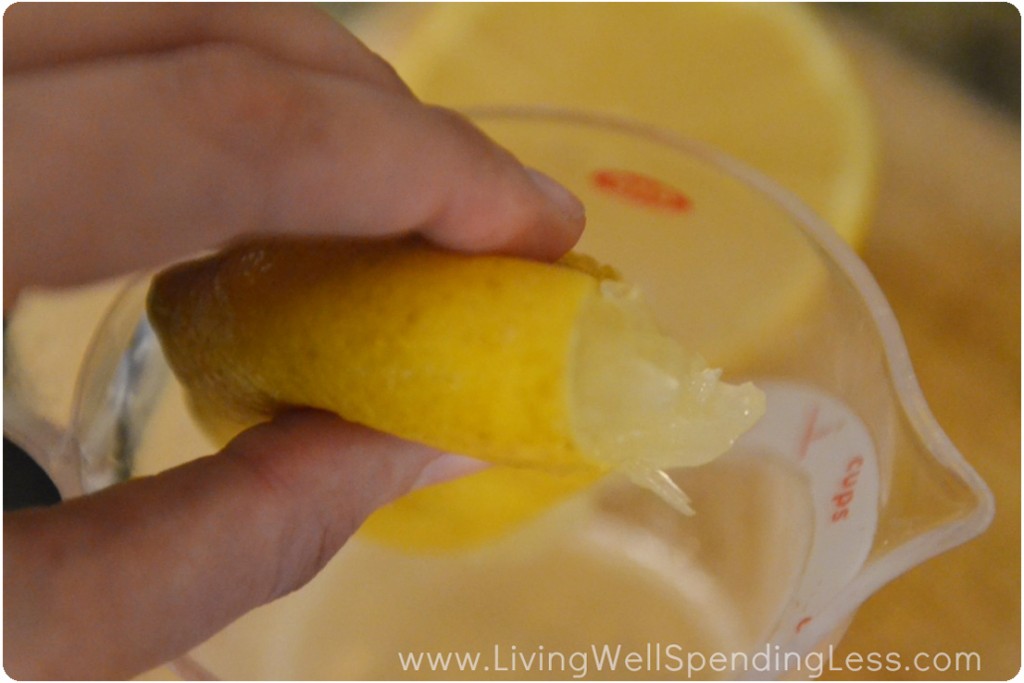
[398,642,982,679]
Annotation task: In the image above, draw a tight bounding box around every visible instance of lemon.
[147,237,764,550]
[354,2,877,247]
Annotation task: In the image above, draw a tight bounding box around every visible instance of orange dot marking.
[591,169,691,213]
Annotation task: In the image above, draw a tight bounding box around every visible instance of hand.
[2,4,584,679]
[3,2,584,307]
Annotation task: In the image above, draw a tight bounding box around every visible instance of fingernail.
[411,453,491,491]
[526,167,586,224]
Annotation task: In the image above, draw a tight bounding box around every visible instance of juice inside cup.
[42,110,991,679]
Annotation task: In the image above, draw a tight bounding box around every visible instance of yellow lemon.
[347,2,877,247]
[147,237,764,550]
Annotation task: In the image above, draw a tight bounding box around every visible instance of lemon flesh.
[572,279,765,510]
[345,3,877,247]
[147,237,763,549]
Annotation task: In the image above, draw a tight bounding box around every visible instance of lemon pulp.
[569,279,764,514]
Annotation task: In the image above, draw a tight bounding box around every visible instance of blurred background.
[835,3,1019,117]
[823,4,1020,680]
[336,3,1021,119]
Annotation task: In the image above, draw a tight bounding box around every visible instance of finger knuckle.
[418,106,543,238]
[226,439,338,601]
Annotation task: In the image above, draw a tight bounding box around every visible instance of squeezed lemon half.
[147,237,764,550]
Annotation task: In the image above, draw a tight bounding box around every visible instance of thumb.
[3,410,451,680]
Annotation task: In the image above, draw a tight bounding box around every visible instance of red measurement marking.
[796,616,813,633]
[590,169,691,213]
[831,455,864,523]
[797,404,845,460]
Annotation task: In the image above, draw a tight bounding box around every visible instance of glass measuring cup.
[39,108,991,679]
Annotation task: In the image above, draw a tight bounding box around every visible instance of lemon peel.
[147,237,764,550]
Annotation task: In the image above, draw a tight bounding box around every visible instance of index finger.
[3,46,585,304]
